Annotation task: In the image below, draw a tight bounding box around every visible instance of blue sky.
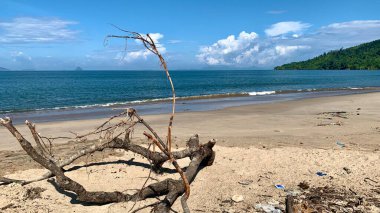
[1,0,380,70]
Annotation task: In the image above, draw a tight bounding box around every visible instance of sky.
[1,0,380,70]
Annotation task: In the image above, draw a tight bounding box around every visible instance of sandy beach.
[1,92,379,212]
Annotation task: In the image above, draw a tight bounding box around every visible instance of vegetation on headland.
[275,39,380,70]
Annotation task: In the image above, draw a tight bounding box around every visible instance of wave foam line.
[248,91,276,96]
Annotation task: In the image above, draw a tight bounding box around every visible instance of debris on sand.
[316,171,327,177]
[343,167,352,174]
[317,111,351,126]
[317,111,349,119]
[255,203,282,213]
[0,203,15,211]
[336,141,346,148]
[298,181,310,190]
[275,184,285,190]
[238,179,253,185]
[317,121,343,126]
[231,195,244,203]
[25,187,45,200]
[286,186,380,212]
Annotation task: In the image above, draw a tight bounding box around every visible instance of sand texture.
[0,92,380,212]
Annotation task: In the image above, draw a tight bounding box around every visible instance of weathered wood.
[0,177,26,185]
[286,194,294,213]
[0,117,216,211]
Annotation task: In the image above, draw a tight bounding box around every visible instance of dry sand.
[0,92,380,212]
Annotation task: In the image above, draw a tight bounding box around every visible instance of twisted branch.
[0,117,215,212]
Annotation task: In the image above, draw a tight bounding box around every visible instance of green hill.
[275,39,380,70]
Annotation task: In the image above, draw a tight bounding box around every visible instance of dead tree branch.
[0,117,215,212]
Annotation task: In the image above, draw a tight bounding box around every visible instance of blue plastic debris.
[316,171,327,176]
[275,184,285,189]
[336,141,345,148]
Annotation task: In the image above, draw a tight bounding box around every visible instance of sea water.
[1,70,380,123]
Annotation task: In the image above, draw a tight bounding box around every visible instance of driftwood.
[285,195,294,213]
[0,113,216,212]
[0,29,216,212]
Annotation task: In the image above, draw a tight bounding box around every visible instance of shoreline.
[1,91,380,151]
[2,87,380,125]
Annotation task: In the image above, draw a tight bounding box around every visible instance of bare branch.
[1,117,215,212]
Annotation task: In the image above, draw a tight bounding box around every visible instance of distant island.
[275,39,380,70]
[0,67,9,71]
[75,66,83,71]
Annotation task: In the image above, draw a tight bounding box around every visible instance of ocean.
[1,70,380,123]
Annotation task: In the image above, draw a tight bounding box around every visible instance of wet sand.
[1,91,380,151]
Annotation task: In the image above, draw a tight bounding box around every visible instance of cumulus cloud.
[115,33,166,62]
[0,17,78,43]
[197,30,310,66]
[197,20,380,68]
[197,31,258,65]
[265,21,311,37]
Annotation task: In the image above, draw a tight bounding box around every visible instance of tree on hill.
[275,39,380,70]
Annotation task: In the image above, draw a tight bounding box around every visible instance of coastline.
[3,69,380,122]
[1,91,380,151]
[1,91,379,212]
[2,87,380,125]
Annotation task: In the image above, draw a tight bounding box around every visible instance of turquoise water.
[1,70,380,114]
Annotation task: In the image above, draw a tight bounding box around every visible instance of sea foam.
[248,91,276,96]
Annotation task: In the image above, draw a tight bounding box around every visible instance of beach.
[1,92,379,212]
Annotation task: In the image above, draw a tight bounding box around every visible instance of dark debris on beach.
[287,185,380,212]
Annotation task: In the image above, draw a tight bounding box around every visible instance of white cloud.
[323,20,380,30]
[197,20,380,68]
[265,21,311,37]
[197,31,258,65]
[0,17,79,43]
[197,30,309,66]
[275,45,310,56]
[234,45,260,64]
[294,20,380,51]
[145,33,164,44]
[113,33,166,62]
